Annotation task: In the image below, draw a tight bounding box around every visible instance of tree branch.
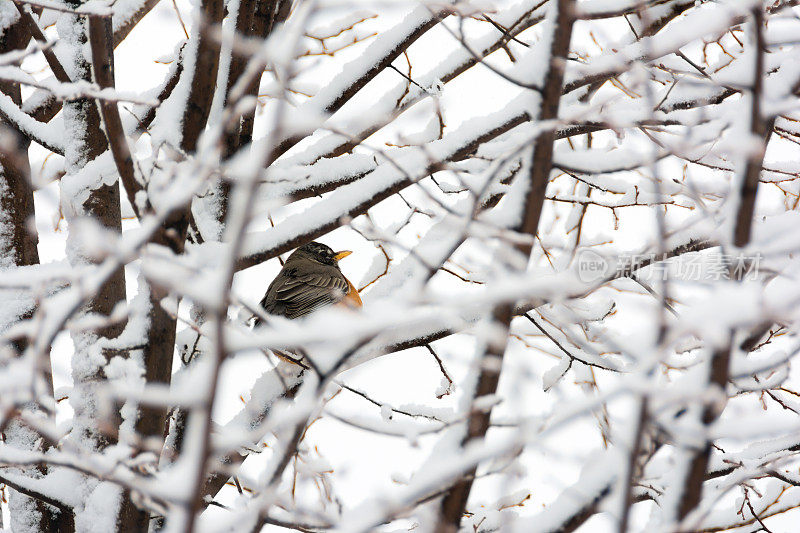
[677,7,768,523]
[88,15,144,219]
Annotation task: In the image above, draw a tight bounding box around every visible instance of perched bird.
[258,241,362,320]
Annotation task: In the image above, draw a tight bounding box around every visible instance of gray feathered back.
[258,244,349,320]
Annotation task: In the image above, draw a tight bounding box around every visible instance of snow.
[259,152,378,199]
[511,451,620,532]
[0,0,19,37]
[111,0,157,35]
[75,482,121,533]
[2,0,800,531]
[240,97,532,264]
[293,4,439,117]
[59,153,119,220]
[542,355,570,391]
[564,0,761,91]
[0,88,64,154]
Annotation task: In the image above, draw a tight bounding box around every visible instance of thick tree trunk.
[61,7,125,451]
[145,1,225,530]
[0,17,65,533]
[0,17,38,269]
[58,5,128,531]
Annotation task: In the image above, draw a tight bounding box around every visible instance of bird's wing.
[261,265,349,319]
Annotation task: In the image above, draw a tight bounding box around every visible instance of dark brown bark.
[134,282,180,442]
[181,0,225,152]
[639,0,696,38]
[436,304,513,533]
[88,16,144,218]
[0,18,63,533]
[517,6,574,241]
[551,483,614,533]
[676,340,732,523]
[206,0,266,248]
[204,0,289,241]
[0,9,66,153]
[237,0,290,147]
[220,0,257,157]
[0,12,39,354]
[0,124,38,267]
[0,472,73,531]
[733,7,770,248]
[26,94,62,124]
[618,398,649,533]
[13,4,72,83]
[115,489,149,533]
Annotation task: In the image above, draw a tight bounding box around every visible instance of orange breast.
[339,277,362,308]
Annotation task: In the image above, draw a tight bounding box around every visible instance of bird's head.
[294,241,352,266]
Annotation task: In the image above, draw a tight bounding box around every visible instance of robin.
[258,241,362,321]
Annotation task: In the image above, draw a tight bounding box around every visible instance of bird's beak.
[334,250,352,261]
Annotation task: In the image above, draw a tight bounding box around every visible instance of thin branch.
[13,4,72,83]
[88,15,146,219]
[0,472,73,515]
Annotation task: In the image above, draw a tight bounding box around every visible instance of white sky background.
[6,0,800,531]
